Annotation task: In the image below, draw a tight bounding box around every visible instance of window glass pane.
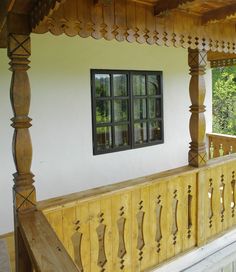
[95,74,110,97]
[134,122,147,144]
[96,100,111,123]
[113,74,127,96]
[148,98,161,118]
[134,98,147,120]
[96,126,112,150]
[149,120,162,141]
[114,99,128,122]
[133,75,146,96]
[114,125,129,147]
[147,75,160,95]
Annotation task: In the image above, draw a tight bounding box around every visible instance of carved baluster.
[208,179,214,228]
[172,190,178,245]
[117,206,126,270]
[209,142,214,159]
[7,14,36,272]
[229,146,233,155]
[231,171,235,217]
[188,48,207,167]
[155,195,162,253]
[71,220,83,271]
[96,212,107,271]
[219,144,224,157]
[136,200,145,261]
[187,185,193,239]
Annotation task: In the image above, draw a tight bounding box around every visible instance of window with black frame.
[91,70,164,155]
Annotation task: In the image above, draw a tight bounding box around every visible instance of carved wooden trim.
[8,33,36,212]
[117,206,126,270]
[172,190,178,245]
[154,0,194,16]
[31,0,66,30]
[202,4,236,25]
[71,220,83,272]
[136,201,145,261]
[208,179,214,228]
[187,185,192,239]
[210,58,236,68]
[155,195,162,253]
[32,0,236,54]
[220,175,225,223]
[231,171,236,218]
[96,212,107,270]
[188,48,207,168]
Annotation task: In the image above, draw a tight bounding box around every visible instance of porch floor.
[0,233,14,272]
[154,228,236,272]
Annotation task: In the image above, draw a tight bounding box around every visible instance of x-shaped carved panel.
[8,34,31,57]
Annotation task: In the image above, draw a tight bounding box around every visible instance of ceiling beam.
[154,0,194,16]
[202,3,236,24]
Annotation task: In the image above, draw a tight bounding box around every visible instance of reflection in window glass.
[114,74,127,96]
[134,98,147,120]
[95,74,110,97]
[133,75,146,96]
[114,125,129,147]
[148,98,161,118]
[96,100,111,123]
[114,100,128,122]
[134,122,147,144]
[96,126,112,150]
[147,75,160,95]
[149,120,162,141]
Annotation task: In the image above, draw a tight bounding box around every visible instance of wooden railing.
[207,133,236,159]
[25,154,235,272]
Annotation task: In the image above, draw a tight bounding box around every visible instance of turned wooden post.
[188,48,207,167]
[7,14,35,272]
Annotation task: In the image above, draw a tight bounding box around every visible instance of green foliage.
[212,66,236,135]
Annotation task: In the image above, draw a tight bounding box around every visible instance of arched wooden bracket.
[117,211,126,270]
[71,220,83,272]
[220,175,225,223]
[96,213,107,271]
[172,190,178,245]
[155,195,162,253]
[231,171,236,217]
[136,201,145,261]
[187,185,192,239]
[208,179,214,228]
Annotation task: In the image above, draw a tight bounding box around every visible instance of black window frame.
[91,69,164,155]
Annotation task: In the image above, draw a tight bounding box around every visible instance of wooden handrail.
[18,210,78,272]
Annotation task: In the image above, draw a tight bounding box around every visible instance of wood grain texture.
[18,210,78,272]
[188,48,207,167]
[207,133,236,159]
[31,0,236,54]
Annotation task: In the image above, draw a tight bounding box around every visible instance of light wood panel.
[43,169,198,271]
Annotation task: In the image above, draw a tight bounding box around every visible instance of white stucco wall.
[0,34,212,234]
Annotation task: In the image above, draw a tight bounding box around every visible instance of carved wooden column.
[7,14,35,272]
[188,48,207,167]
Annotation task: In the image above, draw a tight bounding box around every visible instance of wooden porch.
[1,0,236,271]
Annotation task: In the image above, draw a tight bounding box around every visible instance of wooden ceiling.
[1,0,236,59]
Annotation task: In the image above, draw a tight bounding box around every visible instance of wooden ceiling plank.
[154,0,194,16]
[202,3,236,24]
